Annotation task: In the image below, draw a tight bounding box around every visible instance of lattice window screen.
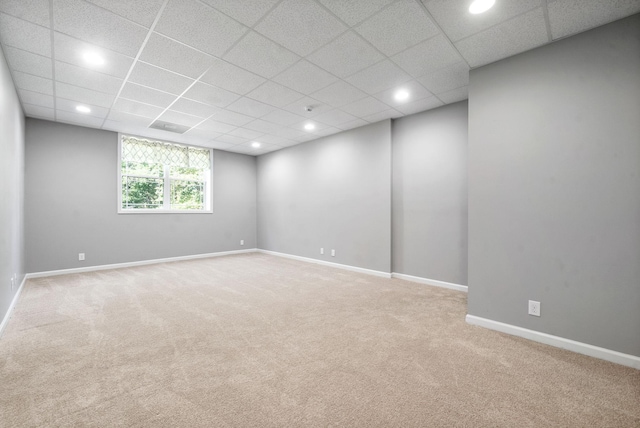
[122,136,210,169]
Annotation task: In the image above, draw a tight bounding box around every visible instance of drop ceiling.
[1,0,638,155]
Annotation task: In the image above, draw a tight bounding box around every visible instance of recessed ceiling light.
[394,89,410,102]
[75,105,91,114]
[469,0,495,14]
[83,51,105,66]
[251,141,261,148]
[304,123,315,131]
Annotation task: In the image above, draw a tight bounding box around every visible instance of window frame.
[117,133,213,214]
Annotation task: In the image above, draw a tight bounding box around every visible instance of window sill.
[118,209,213,214]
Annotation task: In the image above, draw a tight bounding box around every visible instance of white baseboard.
[257,249,392,278]
[391,272,467,292]
[466,314,640,370]
[26,249,258,279]
[0,275,27,339]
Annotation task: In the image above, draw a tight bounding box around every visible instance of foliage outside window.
[119,135,212,213]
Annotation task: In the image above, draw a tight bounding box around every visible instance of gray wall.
[25,119,257,272]
[257,120,392,273]
[392,102,468,285]
[468,15,640,357]
[0,45,25,322]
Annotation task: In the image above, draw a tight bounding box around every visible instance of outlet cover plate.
[528,300,541,317]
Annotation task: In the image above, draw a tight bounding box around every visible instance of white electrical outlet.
[528,300,541,317]
[79,253,85,261]
[240,239,244,246]
[10,276,15,291]
[320,248,324,255]
[331,249,335,257]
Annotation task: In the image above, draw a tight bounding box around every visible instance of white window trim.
[117,133,214,214]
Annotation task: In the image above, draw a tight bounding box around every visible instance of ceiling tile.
[216,134,248,145]
[169,98,220,118]
[317,0,394,26]
[392,34,463,78]
[307,31,384,78]
[19,89,54,108]
[273,60,337,94]
[282,96,332,117]
[255,0,347,56]
[12,71,53,95]
[199,140,235,150]
[310,81,368,108]
[260,109,306,126]
[112,98,165,119]
[337,118,369,130]
[437,86,468,104]
[272,127,306,140]
[56,97,109,118]
[223,31,300,78]
[0,13,51,57]
[195,119,237,134]
[53,0,147,57]
[228,128,264,140]
[0,0,50,27]
[422,0,541,42]
[345,60,412,95]
[246,81,303,108]
[104,112,153,127]
[417,61,469,94]
[183,82,240,108]
[547,0,640,40]
[395,95,443,115]
[85,0,164,28]
[56,109,104,127]
[155,0,247,57]
[355,0,439,56]
[120,82,176,108]
[226,97,276,118]
[455,8,549,67]
[23,103,55,119]
[199,58,266,95]
[243,119,282,134]
[139,33,213,79]
[157,110,203,128]
[313,126,341,137]
[341,96,390,117]
[55,61,123,94]
[257,134,295,146]
[373,80,433,108]
[53,32,134,79]
[312,109,359,127]
[253,144,283,155]
[208,110,254,127]
[56,82,115,108]
[201,0,281,27]
[362,108,402,123]
[128,62,194,95]
[4,46,52,79]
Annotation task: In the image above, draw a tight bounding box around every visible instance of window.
[118,135,212,213]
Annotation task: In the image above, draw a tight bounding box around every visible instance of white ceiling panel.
[243,119,282,134]
[422,0,542,42]
[310,81,368,108]
[23,104,54,119]
[155,0,247,57]
[227,128,265,140]
[0,0,50,27]
[56,82,115,108]
[282,96,333,118]
[201,0,281,27]
[247,81,304,108]
[195,119,237,134]
[183,82,240,108]
[56,97,109,118]
[0,13,51,57]
[273,60,337,94]
[156,110,203,128]
[417,61,469,95]
[223,31,300,78]
[226,97,276,118]
[139,33,213,79]
[54,61,123,94]
[257,135,295,146]
[4,47,52,79]
[392,34,464,78]
[112,98,165,119]
[355,0,440,56]
[346,59,412,95]
[170,98,220,119]
[19,89,54,108]
[313,109,359,127]
[53,0,148,57]
[208,109,255,127]
[373,80,433,108]
[437,86,469,104]
[12,71,53,95]
[255,0,347,56]
[395,95,444,115]
[317,0,395,26]
[199,140,235,150]
[307,31,384,78]
[261,109,307,126]
[53,33,134,79]
[85,0,164,28]
[341,96,390,117]
[128,62,194,95]
[338,118,369,131]
[547,0,640,40]
[120,83,176,108]
[56,109,104,127]
[199,59,266,95]
[272,127,307,140]
[362,108,403,123]
[216,134,248,145]
[455,7,549,67]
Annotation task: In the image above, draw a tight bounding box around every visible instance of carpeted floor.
[1,253,638,427]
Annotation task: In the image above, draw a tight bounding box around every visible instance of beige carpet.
[1,253,638,427]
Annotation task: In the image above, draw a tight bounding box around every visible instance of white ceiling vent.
[149,120,190,134]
